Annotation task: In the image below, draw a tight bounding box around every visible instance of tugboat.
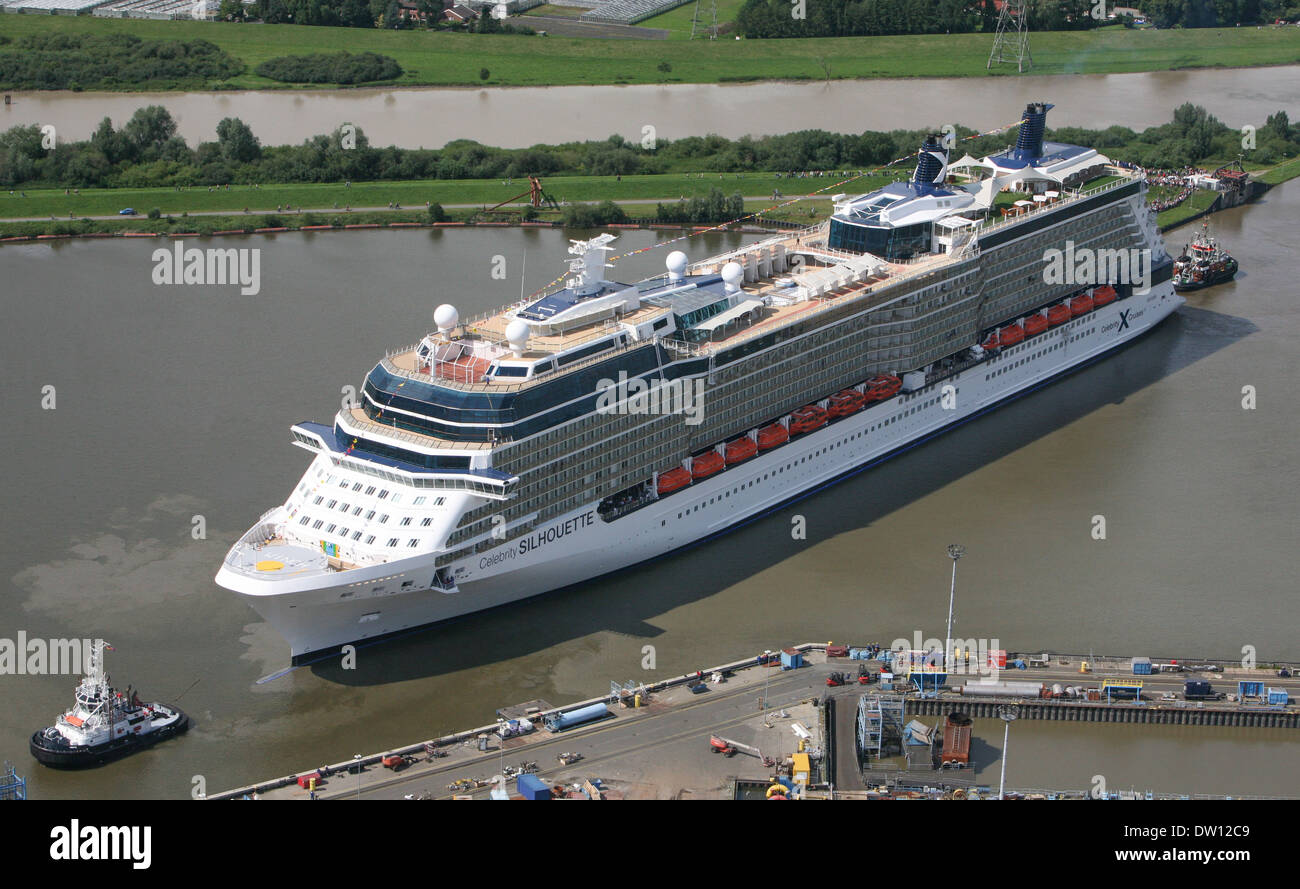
[1173,222,1238,292]
[30,641,188,769]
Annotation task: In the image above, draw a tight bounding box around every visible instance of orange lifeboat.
[1092,284,1117,308]
[981,333,1001,351]
[757,423,789,451]
[864,374,902,402]
[1046,303,1071,327]
[724,436,758,465]
[789,405,828,436]
[998,324,1025,347]
[691,450,725,480]
[657,466,691,496]
[1070,293,1094,316]
[1022,314,1048,337]
[828,389,867,418]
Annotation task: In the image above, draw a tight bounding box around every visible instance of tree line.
[0,33,242,91]
[254,52,403,84]
[1,104,1296,190]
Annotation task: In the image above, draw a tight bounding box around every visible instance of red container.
[988,649,1007,669]
[297,771,322,789]
[826,645,849,658]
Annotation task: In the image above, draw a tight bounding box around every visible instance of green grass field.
[0,172,891,220]
[638,0,748,40]
[2,15,1298,89]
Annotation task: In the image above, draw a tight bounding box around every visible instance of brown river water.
[4,66,1300,147]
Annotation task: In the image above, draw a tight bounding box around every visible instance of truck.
[1183,679,1224,701]
[940,712,972,768]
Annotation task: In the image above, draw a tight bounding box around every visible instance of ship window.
[352,483,363,491]
[366,535,376,544]
[313,520,324,529]
[314,496,324,505]
[435,498,446,506]
[366,511,376,520]
[380,514,390,523]
[340,503,349,512]
[366,486,376,495]
[414,497,426,506]
[408,539,419,548]
[327,524,337,533]
[352,531,362,540]
[353,507,362,516]
[379,490,390,499]
[299,516,310,525]
[421,518,432,527]
[401,517,412,526]
[387,538,399,547]
[340,480,348,488]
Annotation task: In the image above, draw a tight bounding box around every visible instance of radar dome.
[666,251,688,280]
[506,318,531,355]
[721,262,744,291]
[434,303,459,335]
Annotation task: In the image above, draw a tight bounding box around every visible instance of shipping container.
[941,712,972,767]
[988,649,1007,669]
[1131,657,1153,675]
[517,773,551,801]
[1184,679,1214,699]
[826,645,849,658]
[1267,688,1289,706]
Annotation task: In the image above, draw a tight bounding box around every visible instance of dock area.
[210,643,1300,801]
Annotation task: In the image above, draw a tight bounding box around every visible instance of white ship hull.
[220,284,1182,662]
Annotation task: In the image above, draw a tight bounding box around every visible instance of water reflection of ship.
[1173,221,1238,292]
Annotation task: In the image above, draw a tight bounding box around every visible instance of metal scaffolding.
[0,761,26,801]
[856,694,905,763]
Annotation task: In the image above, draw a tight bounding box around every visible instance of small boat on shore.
[30,642,187,770]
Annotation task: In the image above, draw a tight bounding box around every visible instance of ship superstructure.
[218,102,1182,663]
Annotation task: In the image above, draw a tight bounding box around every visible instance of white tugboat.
[29,641,188,769]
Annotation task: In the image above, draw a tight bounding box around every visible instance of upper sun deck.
[377,168,1140,397]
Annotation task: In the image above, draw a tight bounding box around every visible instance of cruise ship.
[217,103,1182,663]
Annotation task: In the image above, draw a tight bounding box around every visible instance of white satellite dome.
[434,303,459,335]
[665,250,688,281]
[506,318,531,355]
[721,261,744,292]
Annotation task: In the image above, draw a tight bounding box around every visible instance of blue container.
[1238,681,1264,697]
[517,773,550,801]
[780,650,804,670]
[849,648,870,660]
[1131,657,1153,675]
[1267,688,1289,706]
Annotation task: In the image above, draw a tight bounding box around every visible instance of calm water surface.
[5,67,1300,147]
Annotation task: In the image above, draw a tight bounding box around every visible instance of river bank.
[2,16,1299,90]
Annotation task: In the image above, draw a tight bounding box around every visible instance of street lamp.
[354,753,362,799]
[945,544,965,673]
[998,705,1018,800]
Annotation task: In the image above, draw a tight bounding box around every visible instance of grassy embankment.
[3,161,1297,239]
[2,15,1299,89]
